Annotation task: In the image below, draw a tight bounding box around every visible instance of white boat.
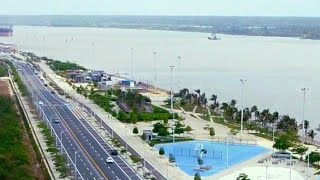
[208,33,221,40]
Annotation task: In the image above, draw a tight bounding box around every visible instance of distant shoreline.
[11,24,320,40]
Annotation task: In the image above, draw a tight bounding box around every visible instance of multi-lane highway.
[15,61,142,180]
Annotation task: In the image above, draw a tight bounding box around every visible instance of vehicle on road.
[106,157,114,164]
[52,116,60,123]
[50,90,55,94]
[38,100,43,106]
[111,150,118,155]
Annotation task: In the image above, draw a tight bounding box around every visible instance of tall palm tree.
[200,93,207,107]
[304,120,310,140]
[230,99,237,107]
[308,129,317,144]
[210,94,218,104]
[254,110,260,121]
[250,105,258,113]
[220,102,228,110]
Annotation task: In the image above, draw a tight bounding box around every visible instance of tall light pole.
[153,51,157,90]
[131,47,134,79]
[177,56,181,90]
[60,131,64,154]
[74,150,80,179]
[302,88,309,138]
[169,65,175,142]
[240,79,246,135]
[307,151,310,180]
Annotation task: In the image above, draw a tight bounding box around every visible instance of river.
[1,26,320,140]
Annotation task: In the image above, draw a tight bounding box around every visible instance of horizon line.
[0,14,320,18]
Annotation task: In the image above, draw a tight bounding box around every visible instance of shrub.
[159,147,165,156]
[194,172,201,180]
[209,127,215,137]
[133,127,139,134]
[186,126,192,132]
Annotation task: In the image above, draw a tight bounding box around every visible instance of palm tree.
[210,94,218,104]
[179,88,189,99]
[304,120,310,141]
[250,105,258,120]
[308,129,317,144]
[220,102,228,110]
[250,105,258,114]
[199,93,207,107]
[230,99,237,107]
[254,110,260,121]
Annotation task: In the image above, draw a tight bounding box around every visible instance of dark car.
[50,91,55,94]
[111,150,118,155]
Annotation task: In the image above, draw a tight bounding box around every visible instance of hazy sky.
[1,0,320,17]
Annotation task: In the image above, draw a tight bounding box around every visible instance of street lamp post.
[153,51,157,91]
[74,150,80,179]
[169,65,175,143]
[302,88,309,139]
[240,79,246,135]
[266,165,268,180]
[131,47,134,79]
[307,152,310,180]
[177,56,181,90]
[60,131,64,154]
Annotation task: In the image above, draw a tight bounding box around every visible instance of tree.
[130,113,138,124]
[194,172,201,180]
[230,99,237,107]
[153,122,170,136]
[175,122,186,135]
[291,145,308,160]
[246,122,256,133]
[309,151,320,164]
[209,94,218,104]
[273,133,293,152]
[230,128,239,136]
[236,173,250,180]
[304,120,310,141]
[209,127,215,137]
[197,156,204,166]
[133,127,139,135]
[185,126,192,132]
[308,129,317,144]
[159,147,165,156]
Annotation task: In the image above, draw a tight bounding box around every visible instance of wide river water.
[1,26,319,139]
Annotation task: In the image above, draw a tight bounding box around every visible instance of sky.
[0,0,320,17]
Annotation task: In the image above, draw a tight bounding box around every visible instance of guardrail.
[5,65,55,180]
[82,104,167,180]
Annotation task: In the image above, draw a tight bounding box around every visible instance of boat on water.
[208,33,221,40]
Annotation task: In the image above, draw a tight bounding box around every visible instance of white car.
[106,157,114,164]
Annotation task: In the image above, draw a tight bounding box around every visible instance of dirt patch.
[0,80,10,96]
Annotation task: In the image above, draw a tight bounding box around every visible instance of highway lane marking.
[98,154,100,156]
[90,172,93,175]
[81,159,83,162]
[108,166,110,169]
[112,171,114,174]
[87,167,89,170]
[100,158,103,160]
